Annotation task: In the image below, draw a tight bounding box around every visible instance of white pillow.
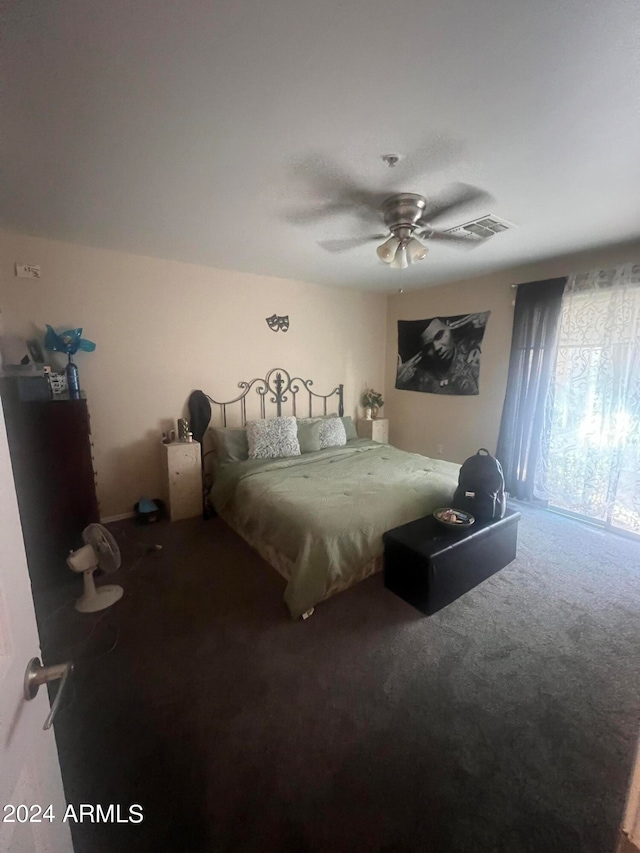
[298,415,346,449]
[246,416,301,459]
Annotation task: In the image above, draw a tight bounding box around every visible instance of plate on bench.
[433,507,475,529]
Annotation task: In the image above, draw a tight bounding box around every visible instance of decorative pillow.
[297,419,323,454]
[246,417,301,459]
[298,415,347,449]
[212,427,249,466]
[321,416,347,448]
[341,416,358,441]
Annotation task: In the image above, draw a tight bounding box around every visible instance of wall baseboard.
[100,512,135,524]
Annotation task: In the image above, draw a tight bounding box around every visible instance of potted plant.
[361,388,384,419]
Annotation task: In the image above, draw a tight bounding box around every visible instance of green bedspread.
[211,439,460,618]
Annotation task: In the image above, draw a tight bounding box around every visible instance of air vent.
[445,213,515,241]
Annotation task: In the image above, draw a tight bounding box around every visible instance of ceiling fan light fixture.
[391,245,409,270]
[407,236,429,263]
[376,235,400,264]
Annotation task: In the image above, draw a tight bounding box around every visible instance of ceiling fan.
[320,184,494,269]
[288,156,493,269]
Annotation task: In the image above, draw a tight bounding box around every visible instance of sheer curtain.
[496,278,566,500]
[541,264,640,535]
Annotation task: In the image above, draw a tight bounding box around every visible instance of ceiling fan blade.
[318,234,387,253]
[417,228,482,247]
[291,153,386,213]
[417,183,494,227]
[285,202,362,225]
[382,135,466,186]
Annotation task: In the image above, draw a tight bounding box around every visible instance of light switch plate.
[15,263,41,279]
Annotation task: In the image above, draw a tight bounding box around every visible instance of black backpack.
[452,448,506,522]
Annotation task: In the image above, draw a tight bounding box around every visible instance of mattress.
[211,439,460,618]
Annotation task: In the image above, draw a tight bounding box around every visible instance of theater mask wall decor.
[266,314,290,332]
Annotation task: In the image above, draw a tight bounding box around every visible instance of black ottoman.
[383,508,521,615]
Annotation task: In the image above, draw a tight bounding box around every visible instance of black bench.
[383,508,521,615]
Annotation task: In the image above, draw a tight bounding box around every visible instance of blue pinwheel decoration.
[44,325,96,355]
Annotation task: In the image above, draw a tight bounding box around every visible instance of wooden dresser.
[0,378,99,591]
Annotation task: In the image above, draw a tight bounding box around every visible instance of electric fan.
[67,523,123,613]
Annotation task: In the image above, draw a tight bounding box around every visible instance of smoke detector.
[444,213,515,241]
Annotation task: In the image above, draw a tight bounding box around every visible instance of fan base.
[75,583,124,613]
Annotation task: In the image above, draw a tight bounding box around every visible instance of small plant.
[361,388,384,409]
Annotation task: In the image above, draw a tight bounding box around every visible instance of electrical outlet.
[436,444,443,455]
[15,263,40,279]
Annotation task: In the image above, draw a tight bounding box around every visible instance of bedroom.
[1,0,640,851]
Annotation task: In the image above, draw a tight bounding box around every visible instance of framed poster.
[396,312,490,396]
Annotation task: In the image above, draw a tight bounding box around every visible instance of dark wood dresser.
[1,377,100,591]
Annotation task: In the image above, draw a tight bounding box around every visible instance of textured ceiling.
[2,0,640,291]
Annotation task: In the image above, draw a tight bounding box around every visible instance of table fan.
[66,523,123,612]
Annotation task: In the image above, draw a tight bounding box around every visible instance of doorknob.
[24,657,74,731]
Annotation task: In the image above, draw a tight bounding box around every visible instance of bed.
[202,368,460,618]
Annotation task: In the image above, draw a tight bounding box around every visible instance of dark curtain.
[496,277,566,500]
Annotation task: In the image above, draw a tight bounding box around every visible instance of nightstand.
[162,440,202,521]
[357,418,389,444]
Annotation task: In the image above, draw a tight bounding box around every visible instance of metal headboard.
[206,367,344,427]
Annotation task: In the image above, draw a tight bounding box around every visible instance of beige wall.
[385,241,640,464]
[0,231,387,518]
[3,229,638,518]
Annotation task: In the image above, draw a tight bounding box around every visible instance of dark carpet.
[41,503,640,853]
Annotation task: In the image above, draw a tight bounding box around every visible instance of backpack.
[452,448,506,522]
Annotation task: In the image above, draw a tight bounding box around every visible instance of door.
[619,737,640,851]
[0,399,73,852]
